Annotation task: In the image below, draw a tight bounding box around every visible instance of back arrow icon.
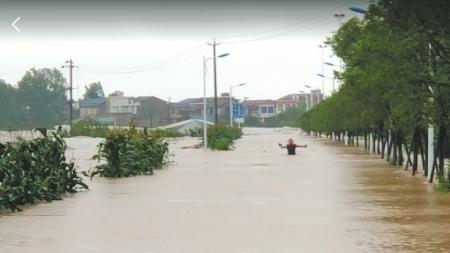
[12,17,21,32]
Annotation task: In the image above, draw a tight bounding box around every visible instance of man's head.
[288,138,294,144]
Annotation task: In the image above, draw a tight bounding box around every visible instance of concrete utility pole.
[207,39,220,124]
[203,56,208,149]
[62,59,75,127]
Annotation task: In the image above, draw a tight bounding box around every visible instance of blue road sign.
[233,104,245,118]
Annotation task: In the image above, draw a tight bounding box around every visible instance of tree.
[299,0,450,186]
[83,82,105,99]
[17,68,68,128]
[0,79,21,129]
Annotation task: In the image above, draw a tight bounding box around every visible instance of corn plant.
[0,128,88,211]
[89,127,169,177]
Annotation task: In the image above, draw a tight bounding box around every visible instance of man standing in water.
[279,138,307,155]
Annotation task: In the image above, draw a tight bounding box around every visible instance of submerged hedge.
[89,127,169,177]
[207,125,243,150]
[0,129,88,211]
[70,118,109,138]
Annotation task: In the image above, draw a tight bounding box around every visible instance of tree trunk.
[412,127,420,175]
[372,133,376,154]
[398,132,404,166]
[392,132,398,165]
[364,132,368,150]
[387,131,393,162]
[419,138,427,176]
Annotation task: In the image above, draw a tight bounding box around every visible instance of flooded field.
[0,128,449,253]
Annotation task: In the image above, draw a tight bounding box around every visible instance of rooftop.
[79,98,106,107]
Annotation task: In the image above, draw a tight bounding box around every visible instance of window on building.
[268,107,274,113]
[261,107,267,113]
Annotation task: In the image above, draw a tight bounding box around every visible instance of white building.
[108,91,140,126]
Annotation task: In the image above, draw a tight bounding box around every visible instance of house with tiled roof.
[79,97,108,120]
[170,93,239,124]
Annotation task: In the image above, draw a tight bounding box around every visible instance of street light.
[334,13,346,25]
[317,73,336,94]
[349,7,368,14]
[203,53,230,149]
[318,44,326,96]
[229,83,246,127]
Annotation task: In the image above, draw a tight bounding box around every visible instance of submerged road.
[1,128,449,252]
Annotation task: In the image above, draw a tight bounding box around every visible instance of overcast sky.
[0,0,369,102]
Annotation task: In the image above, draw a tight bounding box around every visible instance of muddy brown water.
[0,128,449,253]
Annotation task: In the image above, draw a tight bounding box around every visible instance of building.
[243,98,299,122]
[278,93,307,104]
[304,89,323,110]
[169,98,198,123]
[134,96,169,127]
[170,93,238,124]
[79,98,108,120]
[279,90,323,110]
[78,98,113,124]
[244,100,277,119]
[108,91,140,126]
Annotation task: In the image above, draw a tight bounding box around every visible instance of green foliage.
[83,82,105,99]
[148,128,185,139]
[188,127,203,137]
[17,68,69,128]
[0,130,88,211]
[89,127,169,177]
[243,116,262,127]
[70,119,109,138]
[437,175,450,193]
[0,80,21,129]
[244,106,306,128]
[299,0,450,183]
[439,163,450,193]
[263,106,306,127]
[207,124,242,150]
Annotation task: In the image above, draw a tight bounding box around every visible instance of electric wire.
[77,0,364,74]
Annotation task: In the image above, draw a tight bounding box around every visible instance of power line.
[80,44,204,73]
[221,19,336,44]
[215,0,361,42]
[75,0,363,75]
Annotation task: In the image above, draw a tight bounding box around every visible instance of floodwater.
[0,128,449,253]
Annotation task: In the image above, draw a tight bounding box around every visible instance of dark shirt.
[286,144,297,155]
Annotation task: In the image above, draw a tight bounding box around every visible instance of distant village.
[76,89,323,127]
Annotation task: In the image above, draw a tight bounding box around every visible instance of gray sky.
[0,0,369,102]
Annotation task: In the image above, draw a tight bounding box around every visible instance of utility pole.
[207,38,220,124]
[62,59,75,127]
[212,39,219,124]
